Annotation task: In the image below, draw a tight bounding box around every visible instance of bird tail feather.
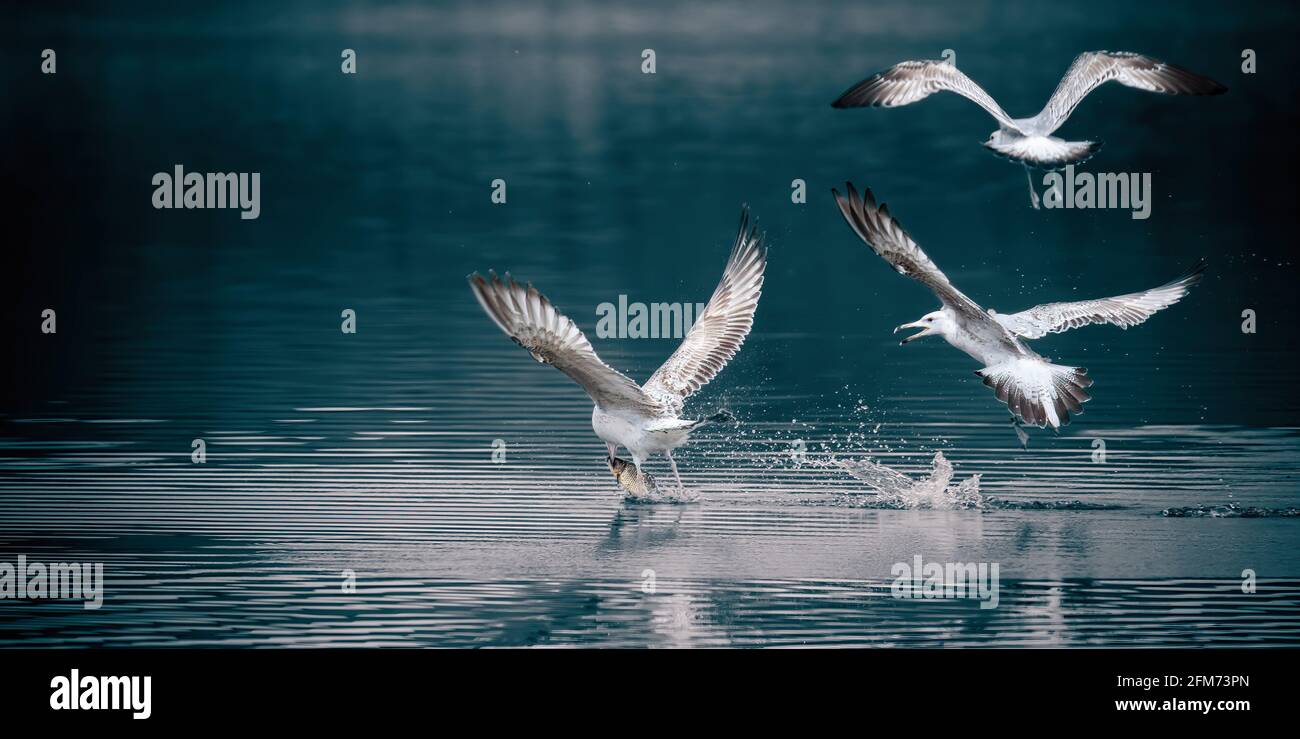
[983,137,1102,168]
[976,359,1093,429]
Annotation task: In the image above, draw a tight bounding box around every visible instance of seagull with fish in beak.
[469,209,766,491]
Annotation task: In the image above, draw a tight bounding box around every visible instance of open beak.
[894,321,929,345]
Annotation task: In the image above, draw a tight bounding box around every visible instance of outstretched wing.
[642,208,768,415]
[832,182,994,328]
[832,59,1023,133]
[469,272,663,414]
[1036,51,1227,134]
[994,260,1206,339]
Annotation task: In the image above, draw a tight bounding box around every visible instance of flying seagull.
[469,209,767,490]
[831,51,1227,208]
[831,182,1204,434]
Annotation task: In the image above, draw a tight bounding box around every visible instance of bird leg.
[1010,414,1030,450]
[605,442,617,460]
[1024,164,1042,210]
[667,451,684,492]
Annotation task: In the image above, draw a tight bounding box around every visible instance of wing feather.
[642,208,768,413]
[1037,51,1226,134]
[468,272,663,414]
[832,182,996,327]
[832,59,1023,133]
[995,260,1206,339]
[977,359,1093,429]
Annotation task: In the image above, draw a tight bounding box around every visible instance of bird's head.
[895,310,951,345]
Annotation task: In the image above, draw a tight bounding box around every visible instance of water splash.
[623,487,700,505]
[831,451,1123,511]
[1163,503,1300,518]
[989,499,1122,511]
[836,451,983,509]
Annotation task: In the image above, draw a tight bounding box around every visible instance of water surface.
[2,0,1298,647]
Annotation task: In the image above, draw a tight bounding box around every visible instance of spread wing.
[1036,51,1227,134]
[469,272,663,414]
[642,208,767,415]
[994,260,1206,339]
[832,182,995,329]
[832,59,1024,133]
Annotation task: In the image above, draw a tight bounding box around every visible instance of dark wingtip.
[846,181,864,206]
[831,93,866,109]
[831,182,854,211]
[1194,73,1229,96]
[1174,64,1228,95]
[831,72,887,110]
[1176,258,1209,286]
[830,85,865,109]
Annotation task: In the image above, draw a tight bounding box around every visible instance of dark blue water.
[2,0,1298,646]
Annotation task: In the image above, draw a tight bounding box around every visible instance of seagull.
[831,51,1227,208]
[468,209,767,490]
[832,182,1204,433]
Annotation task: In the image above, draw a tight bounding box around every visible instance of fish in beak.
[608,455,627,477]
[894,320,930,345]
[608,456,659,497]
